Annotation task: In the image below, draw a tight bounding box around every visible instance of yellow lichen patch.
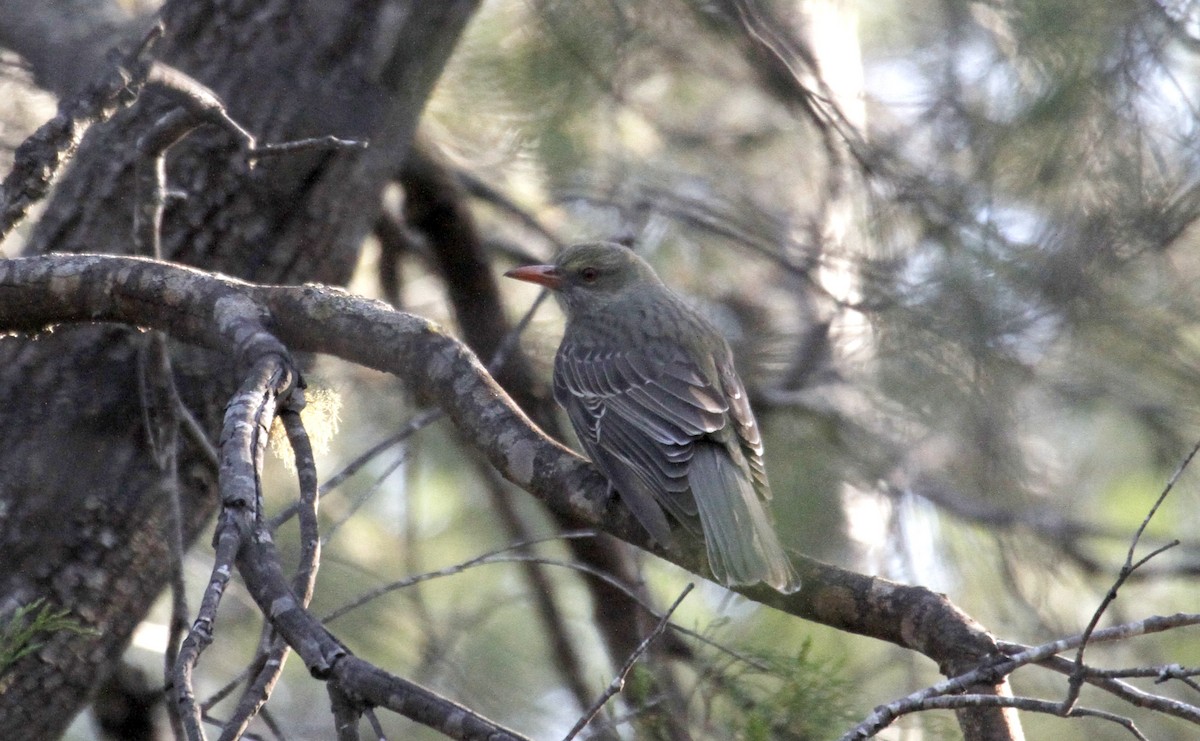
[269,386,344,470]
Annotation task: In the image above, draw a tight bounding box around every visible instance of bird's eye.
[579,267,599,282]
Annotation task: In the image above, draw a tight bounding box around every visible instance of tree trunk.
[0,1,479,735]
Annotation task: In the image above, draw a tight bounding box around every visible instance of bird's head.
[504,242,663,315]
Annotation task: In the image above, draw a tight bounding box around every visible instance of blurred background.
[7,0,1200,738]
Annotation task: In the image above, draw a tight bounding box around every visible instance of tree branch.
[0,253,1006,668]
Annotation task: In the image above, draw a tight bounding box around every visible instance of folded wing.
[555,339,797,592]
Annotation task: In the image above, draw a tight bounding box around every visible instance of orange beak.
[504,264,563,290]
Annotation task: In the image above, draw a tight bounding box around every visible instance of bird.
[505,241,800,593]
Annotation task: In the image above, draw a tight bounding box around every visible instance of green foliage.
[0,599,96,676]
[595,639,858,740]
[706,639,858,741]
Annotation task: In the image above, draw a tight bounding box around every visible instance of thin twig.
[321,536,767,671]
[562,584,695,741]
[267,409,436,531]
[839,609,1200,741]
[1065,438,1200,709]
[840,692,1147,741]
[248,135,368,158]
[1021,652,1200,724]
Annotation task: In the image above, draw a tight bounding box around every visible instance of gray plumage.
[506,242,800,593]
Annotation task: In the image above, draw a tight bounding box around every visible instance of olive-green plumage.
[506,242,800,593]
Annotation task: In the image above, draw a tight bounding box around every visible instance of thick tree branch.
[0,2,486,734]
[12,253,1200,738]
[0,253,1004,668]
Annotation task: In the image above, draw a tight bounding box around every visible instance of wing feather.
[715,351,771,499]
[554,339,725,537]
[555,331,785,584]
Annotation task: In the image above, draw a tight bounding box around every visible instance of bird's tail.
[689,442,801,593]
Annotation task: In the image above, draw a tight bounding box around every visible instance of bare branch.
[1065,438,1200,709]
[0,23,162,243]
[1029,654,1200,724]
[564,584,695,741]
[0,253,1008,669]
[841,692,1148,741]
